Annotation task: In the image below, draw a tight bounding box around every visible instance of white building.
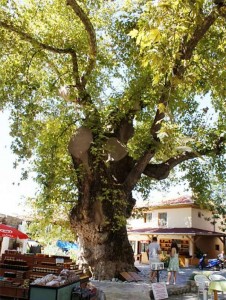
[128,196,226,265]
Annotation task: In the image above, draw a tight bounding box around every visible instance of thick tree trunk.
[69,131,137,279]
[70,217,135,279]
[69,173,136,279]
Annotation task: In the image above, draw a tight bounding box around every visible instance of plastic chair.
[209,274,226,298]
[209,274,226,281]
[194,274,210,299]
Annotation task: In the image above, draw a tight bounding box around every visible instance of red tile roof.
[159,195,193,205]
[136,195,194,208]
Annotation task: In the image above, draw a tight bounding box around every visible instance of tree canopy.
[0,0,225,276]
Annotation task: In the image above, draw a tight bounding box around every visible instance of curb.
[149,280,198,299]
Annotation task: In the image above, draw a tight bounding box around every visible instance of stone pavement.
[91,263,196,300]
[91,263,226,300]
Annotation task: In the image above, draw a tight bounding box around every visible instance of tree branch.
[124,149,155,192]
[0,20,72,55]
[143,135,226,180]
[0,20,82,91]
[150,5,221,141]
[66,0,97,86]
[150,80,171,140]
[121,4,224,194]
[175,6,221,72]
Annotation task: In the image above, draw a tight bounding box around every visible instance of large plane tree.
[0,0,225,279]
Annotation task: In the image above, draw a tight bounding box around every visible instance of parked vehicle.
[199,254,222,270]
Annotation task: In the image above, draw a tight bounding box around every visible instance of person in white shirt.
[148,237,161,282]
[218,250,225,269]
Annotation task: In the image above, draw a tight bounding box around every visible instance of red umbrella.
[0,224,28,239]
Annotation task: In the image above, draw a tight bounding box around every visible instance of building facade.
[127,196,226,265]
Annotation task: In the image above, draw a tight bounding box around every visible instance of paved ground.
[91,263,196,300]
[91,263,226,299]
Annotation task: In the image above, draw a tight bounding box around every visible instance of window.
[144,213,152,223]
[130,241,136,253]
[147,213,152,222]
[198,212,201,218]
[215,245,220,251]
[158,212,167,227]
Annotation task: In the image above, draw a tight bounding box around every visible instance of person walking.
[148,237,161,282]
[166,241,179,285]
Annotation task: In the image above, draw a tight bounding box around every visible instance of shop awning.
[128,227,226,237]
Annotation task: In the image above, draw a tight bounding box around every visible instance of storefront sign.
[152,282,168,300]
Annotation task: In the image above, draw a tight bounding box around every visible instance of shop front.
[128,227,226,267]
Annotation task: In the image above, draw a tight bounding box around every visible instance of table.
[208,280,226,300]
[29,280,80,300]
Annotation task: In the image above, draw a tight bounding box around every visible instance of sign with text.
[152,282,168,300]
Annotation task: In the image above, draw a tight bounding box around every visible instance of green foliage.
[160,253,170,268]
[0,0,225,238]
[27,199,75,245]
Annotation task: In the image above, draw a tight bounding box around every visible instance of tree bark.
[70,191,136,279]
[70,214,135,280]
[69,150,136,279]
